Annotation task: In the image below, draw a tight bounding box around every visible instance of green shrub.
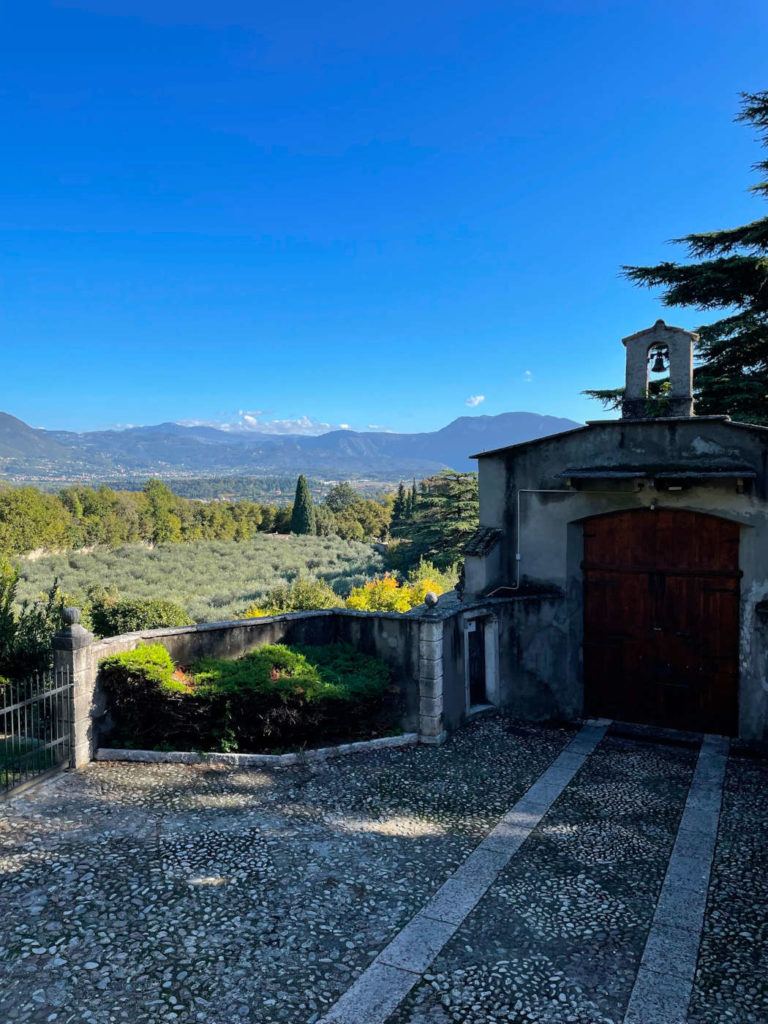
[91,597,193,637]
[99,642,399,752]
[406,558,459,592]
[100,644,193,745]
[240,576,343,618]
[295,643,392,700]
[100,644,179,690]
[191,643,389,702]
[191,644,322,696]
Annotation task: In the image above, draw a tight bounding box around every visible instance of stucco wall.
[438,595,572,728]
[496,595,574,721]
[441,612,467,731]
[84,596,583,755]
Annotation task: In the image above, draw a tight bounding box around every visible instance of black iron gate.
[1,668,72,797]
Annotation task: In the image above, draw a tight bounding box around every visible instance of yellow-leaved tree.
[345,561,455,613]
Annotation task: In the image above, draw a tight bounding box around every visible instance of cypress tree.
[392,482,407,524]
[586,92,768,423]
[290,475,316,535]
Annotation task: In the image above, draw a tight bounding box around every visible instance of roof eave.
[471,414,768,460]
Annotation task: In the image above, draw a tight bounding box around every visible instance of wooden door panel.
[584,509,740,573]
[584,571,651,637]
[583,509,739,734]
[584,511,657,570]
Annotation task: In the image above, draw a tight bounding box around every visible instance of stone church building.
[460,319,768,741]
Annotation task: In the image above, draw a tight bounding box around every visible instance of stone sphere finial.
[424,591,439,608]
[63,606,81,626]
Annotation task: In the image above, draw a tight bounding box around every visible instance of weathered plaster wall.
[441,613,467,731]
[437,595,572,727]
[54,590,605,764]
[495,595,574,721]
[111,610,421,691]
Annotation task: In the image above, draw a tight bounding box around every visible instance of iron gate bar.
[1,667,72,797]
[1,678,73,717]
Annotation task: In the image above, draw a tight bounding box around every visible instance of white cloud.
[465,395,485,407]
[238,414,339,435]
[523,370,533,383]
[176,412,350,436]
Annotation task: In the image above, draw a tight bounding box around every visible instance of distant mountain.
[0,412,71,461]
[0,411,582,482]
[304,413,581,470]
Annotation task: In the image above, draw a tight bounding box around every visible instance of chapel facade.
[458,320,768,741]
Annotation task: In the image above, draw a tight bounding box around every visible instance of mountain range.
[0,410,582,482]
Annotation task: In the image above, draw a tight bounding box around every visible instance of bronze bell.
[650,348,667,373]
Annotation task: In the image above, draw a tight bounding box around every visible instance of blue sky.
[2,0,767,435]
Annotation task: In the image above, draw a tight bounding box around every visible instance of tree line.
[0,471,479,568]
[0,478,390,557]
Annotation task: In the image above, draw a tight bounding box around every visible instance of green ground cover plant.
[100,642,399,752]
[16,535,385,624]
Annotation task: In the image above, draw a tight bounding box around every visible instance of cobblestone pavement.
[1,718,766,1024]
[390,734,698,1024]
[0,717,573,1024]
[689,753,768,1024]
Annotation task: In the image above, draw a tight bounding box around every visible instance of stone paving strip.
[688,747,768,1024]
[390,729,699,1024]
[623,734,729,1024]
[318,720,610,1024]
[0,716,575,1024]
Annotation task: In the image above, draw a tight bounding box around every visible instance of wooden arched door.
[582,508,740,734]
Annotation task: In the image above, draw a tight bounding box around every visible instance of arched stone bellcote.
[621,319,698,419]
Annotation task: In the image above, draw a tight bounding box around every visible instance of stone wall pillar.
[418,609,447,745]
[52,608,97,769]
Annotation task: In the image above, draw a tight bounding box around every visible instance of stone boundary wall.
[52,594,564,768]
[95,732,419,768]
[53,607,449,767]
